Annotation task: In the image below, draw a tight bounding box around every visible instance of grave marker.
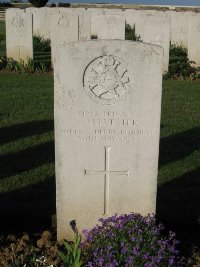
[169,11,191,48]
[91,15,125,39]
[136,14,170,73]
[188,14,200,66]
[6,9,33,62]
[26,7,57,40]
[79,13,91,40]
[51,13,78,62]
[54,40,163,240]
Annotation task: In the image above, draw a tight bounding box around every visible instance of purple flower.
[132,247,139,255]
[169,256,175,265]
[131,236,136,242]
[98,257,104,266]
[121,246,127,254]
[144,263,153,267]
[126,256,133,265]
[107,263,117,267]
[143,253,149,260]
[81,213,183,266]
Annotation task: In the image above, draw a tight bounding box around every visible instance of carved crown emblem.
[83,55,130,105]
[12,15,24,28]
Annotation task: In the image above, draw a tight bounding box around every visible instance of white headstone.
[26,7,57,39]
[51,13,78,62]
[125,9,162,30]
[91,15,125,39]
[125,9,142,30]
[6,9,33,62]
[103,8,125,16]
[188,13,200,66]
[79,12,91,40]
[54,40,163,240]
[169,11,191,48]
[136,14,170,73]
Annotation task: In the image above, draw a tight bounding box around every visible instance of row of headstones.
[6,8,124,64]
[6,7,200,72]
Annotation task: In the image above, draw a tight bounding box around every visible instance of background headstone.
[124,9,143,30]
[51,13,78,62]
[6,9,33,62]
[26,7,58,40]
[91,15,125,39]
[79,12,91,40]
[188,13,200,66]
[136,14,170,73]
[54,40,163,240]
[170,11,191,48]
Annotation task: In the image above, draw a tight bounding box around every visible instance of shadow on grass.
[0,176,56,234]
[0,120,55,233]
[159,127,200,166]
[0,141,55,179]
[157,168,200,259]
[0,120,54,146]
[157,168,200,226]
[158,127,200,258]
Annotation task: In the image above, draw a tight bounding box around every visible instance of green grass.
[0,73,54,232]
[157,80,200,226]
[0,21,6,57]
[0,75,199,256]
[0,20,5,35]
[157,80,200,254]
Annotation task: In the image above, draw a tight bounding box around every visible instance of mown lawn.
[0,74,199,257]
[0,73,55,232]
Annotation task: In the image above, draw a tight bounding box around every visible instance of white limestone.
[26,7,58,39]
[79,12,91,40]
[188,13,200,66]
[54,40,163,240]
[169,11,191,48]
[6,9,33,62]
[136,14,170,73]
[124,9,142,29]
[91,15,125,39]
[58,7,91,41]
[51,13,78,62]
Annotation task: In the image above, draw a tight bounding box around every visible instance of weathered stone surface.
[169,11,191,48]
[54,40,163,240]
[6,9,33,62]
[79,12,91,40]
[125,9,162,30]
[188,13,200,66]
[51,13,78,62]
[136,14,170,73]
[91,15,125,39]
[26,7,58,39]
[124,9,142,29]
[59,8,91,41]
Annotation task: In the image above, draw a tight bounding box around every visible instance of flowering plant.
[81,213,184,267]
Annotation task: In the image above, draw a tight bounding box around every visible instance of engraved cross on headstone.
[84,146,129,215]
[174,27,187,43]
